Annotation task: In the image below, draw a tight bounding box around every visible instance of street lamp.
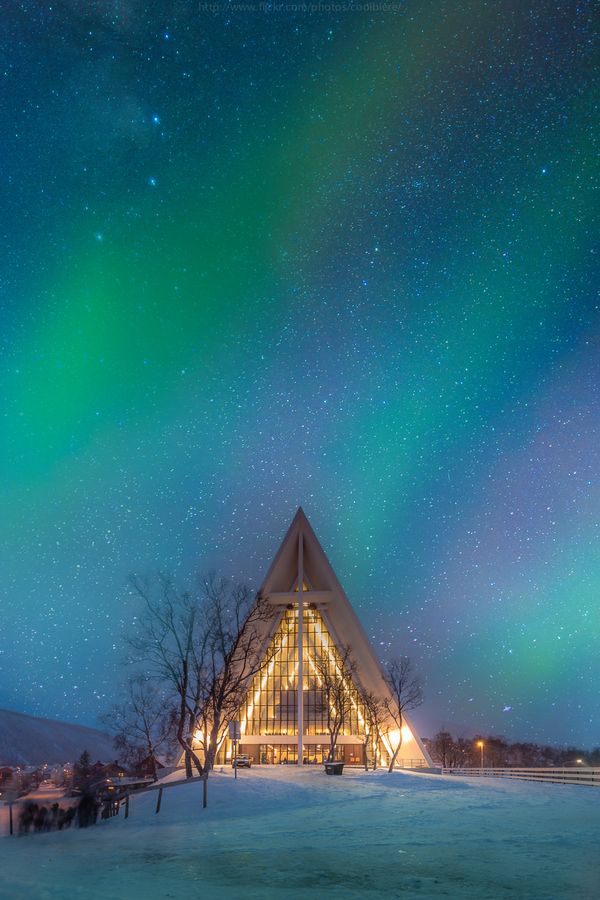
[476,740,484,770]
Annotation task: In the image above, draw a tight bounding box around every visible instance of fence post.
[9,802,13,836]
[124,793,130,819]
[155,787,163,815]
[202,774,208,809]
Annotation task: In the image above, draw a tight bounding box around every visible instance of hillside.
[0,708,115,766]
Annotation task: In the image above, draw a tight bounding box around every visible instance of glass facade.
[237,743,365,765]
[239,605,366,739]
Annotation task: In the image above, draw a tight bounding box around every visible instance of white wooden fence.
[441,767,600,786]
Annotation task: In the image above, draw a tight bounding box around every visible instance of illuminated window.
[240,607,366,737]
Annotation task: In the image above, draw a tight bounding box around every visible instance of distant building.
[201,509,432,768]
[133,755,165,778]
[89,760,127,785]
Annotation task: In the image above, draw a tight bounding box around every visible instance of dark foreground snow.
[0,767,598,899]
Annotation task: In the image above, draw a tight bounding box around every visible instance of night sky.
[1,1,597,748]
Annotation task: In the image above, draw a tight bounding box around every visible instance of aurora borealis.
[1,1,597,747]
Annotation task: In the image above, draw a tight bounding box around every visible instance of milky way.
[1,1,597,746]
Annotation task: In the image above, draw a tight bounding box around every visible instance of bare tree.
[312,644,358,763]
[127,572,274,798]
[193,576,274,773]
[102,674,175,781]
[356,687,387,770]
[127,572,207,779]
[383,657,423,772]
[427,730,455,768]
[451,736,475,768]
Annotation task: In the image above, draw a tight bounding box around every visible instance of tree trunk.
[176,708,203,777]
[177,736,203,778]
[205,719,221,772]
[328,733,337,762]
[143,726,159,782]
[388,743,401,773]
[186,709,200,775]
[372,732,381,770]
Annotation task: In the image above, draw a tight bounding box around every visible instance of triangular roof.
[257,508,432,766]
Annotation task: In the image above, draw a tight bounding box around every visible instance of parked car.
[232,755,252,768]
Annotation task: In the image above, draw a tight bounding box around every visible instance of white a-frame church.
[210,508,432,768]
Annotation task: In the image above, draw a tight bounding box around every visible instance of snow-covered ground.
[0,766,598,899]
